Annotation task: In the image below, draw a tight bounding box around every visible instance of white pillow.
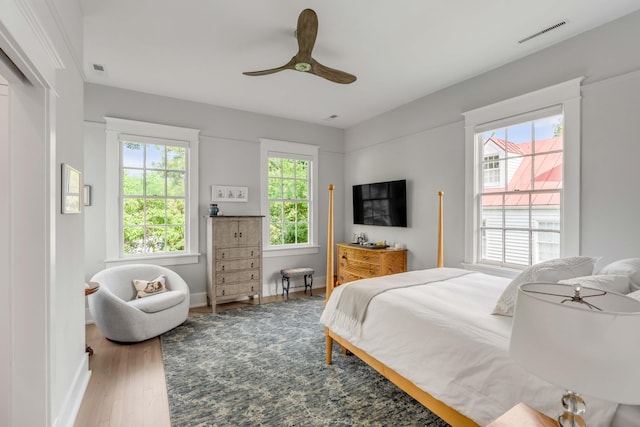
[599,258,640,292]
[558,275,630,295]
[492,256,598,316]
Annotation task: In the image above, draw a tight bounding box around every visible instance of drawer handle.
[342,255,347,259]
[222,265,225,271]
[221,252,225,259]
[222,277,225,284]
[239,232,243,238]
[234,232,238,238]
[251,250,254,256]
[251,286,254,292]
[222,289,225,296]
[251,274,254,280]
[251,262,254,268]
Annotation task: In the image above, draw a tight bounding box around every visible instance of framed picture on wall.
[62,163,82,214]
[211,185,248,202]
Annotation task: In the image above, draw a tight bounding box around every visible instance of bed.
[320,186,638,426]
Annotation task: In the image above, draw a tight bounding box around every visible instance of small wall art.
[62,163,82,214]
[212,185,248,202]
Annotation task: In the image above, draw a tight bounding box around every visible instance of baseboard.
[53,354,91,427]
[190,292,208,307]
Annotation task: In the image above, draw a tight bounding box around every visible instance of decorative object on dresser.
[206,216,263,310]
[510,282,640,427]
[336,243,407,285]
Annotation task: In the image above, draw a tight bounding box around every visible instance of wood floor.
[74,289,319,427]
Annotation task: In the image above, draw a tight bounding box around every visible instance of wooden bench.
[280,267,314,299]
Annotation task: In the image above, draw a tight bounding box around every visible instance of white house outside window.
[105,117,200,266]
[463,78,582,275]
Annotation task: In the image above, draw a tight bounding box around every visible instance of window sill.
[263,245,320,258]
[461,262,521,279]
[105,253,201,267]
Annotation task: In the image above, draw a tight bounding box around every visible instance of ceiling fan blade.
[296,9,318,59]
[243,59,295,76]
[310,58,357,84]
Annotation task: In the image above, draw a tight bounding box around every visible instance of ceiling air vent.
[518,20,567,44]
[92,63,105,72]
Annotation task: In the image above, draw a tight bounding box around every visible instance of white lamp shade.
[510,282,640,405]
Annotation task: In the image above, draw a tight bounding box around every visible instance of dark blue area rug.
[161,296,450,426]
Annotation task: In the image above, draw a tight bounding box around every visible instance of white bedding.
[320,268,621,426]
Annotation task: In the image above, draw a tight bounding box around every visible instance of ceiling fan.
[243,8,357,84]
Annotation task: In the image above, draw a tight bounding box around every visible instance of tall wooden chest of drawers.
[207,216,263,310]
[336,243,407,285]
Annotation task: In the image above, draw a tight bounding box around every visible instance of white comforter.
[320,269,619,426]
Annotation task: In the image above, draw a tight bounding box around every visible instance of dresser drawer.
[216,269,260,285]
[216,258,260,272]
[216,246,260,260]
[338,271,363,284]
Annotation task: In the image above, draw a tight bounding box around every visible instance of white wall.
[84,84,345,301]
[0,0,87,426]
[345,10,640,271]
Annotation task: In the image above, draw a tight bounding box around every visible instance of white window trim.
[105,117,201,266]
[462,77,583,274]
[259,138,319,257]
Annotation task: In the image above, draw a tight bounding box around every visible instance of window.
[260,138,319,256]
[268,156,310,245]
[105,118,200,266]
[463,78,582,273]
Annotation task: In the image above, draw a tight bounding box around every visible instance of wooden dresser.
[206,216,263,311]
[336,243,407,285]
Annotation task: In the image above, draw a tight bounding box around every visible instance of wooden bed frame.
[323,185,479,427]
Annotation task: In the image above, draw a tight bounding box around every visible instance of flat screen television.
[353,179,407,227]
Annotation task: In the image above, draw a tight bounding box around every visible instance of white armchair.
[88,264,190,342]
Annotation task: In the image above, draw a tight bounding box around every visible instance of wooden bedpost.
[437,191,444,268]
[325,184,335,364]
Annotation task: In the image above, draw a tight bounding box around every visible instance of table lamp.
[510,282,640,427]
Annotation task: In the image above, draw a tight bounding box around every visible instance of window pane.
[506,122,532,144]
[480,129,507,159]
[482,229,503,262]
[123,169,144,196]
[296,180,308,199]
[146,199,166,225]
[297,223,309,244]
[282,159,295,178]
[268,178,282,199]
[282,179,295,199]
[284,202,296,222]
[533,152,563,190]
[167,146,185,170]
[123,226,144,254]
[481,196,503,228]
[167,199,185,225]
[146,226,166,252]
[166,226,185,252]
[146,171,166,196]
[146,144,165,169]
[507,155,531,192]
[296,202,308,222]
[270,223,283,245]
[270,201,283,224]
[295,160,308,179]
[532,203,560,230]
[534,114,563,152]
[167,172,185,196]
[122,142,144,168]
[284,223,296,244]
[123,198,144,226]
[505,194,530,230]
[505,230,530,266]
[268,158,282,177]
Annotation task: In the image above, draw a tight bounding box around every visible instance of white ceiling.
[81,1,640,129]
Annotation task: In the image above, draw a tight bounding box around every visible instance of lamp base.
[558,391,586,427]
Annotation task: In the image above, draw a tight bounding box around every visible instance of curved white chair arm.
[88,264,190,342]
